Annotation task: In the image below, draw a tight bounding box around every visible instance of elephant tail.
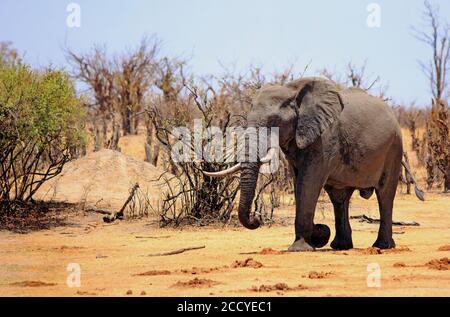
[401,160,425,201]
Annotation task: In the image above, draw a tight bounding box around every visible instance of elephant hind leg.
[373,162,401,249]
[325,186,355,250]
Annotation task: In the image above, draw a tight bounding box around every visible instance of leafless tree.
[428,99,450,191]
[320,61,388,99]
[116,36,160,135]
[413,1,450,101]
[413,1,450,191]
[67,46,117,150]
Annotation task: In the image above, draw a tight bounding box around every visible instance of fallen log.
[350,214,420,226]
[146,245,206,257]
[86,207,112,215]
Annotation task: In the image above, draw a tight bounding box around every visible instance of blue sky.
[1,0,449,105]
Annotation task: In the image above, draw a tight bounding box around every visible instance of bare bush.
[427,99,450,191]
[414,1,450,191]
[67,45,116,150]
[147,84,240,226]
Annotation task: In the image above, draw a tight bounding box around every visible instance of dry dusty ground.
[1,190,449,297]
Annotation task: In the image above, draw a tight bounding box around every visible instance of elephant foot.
[373,237,396,249]
[311,224,331,248]
[330,237,353,250]
[288,238,315,252]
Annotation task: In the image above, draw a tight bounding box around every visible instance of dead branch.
[350,215,420,226]
[146,245,206,257]
[103,183,140,223]
[85,207,113,215]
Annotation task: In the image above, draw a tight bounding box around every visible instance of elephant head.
[204,78,345,230]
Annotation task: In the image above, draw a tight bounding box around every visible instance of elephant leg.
[288,169,325,252]
[373,162,401,249]
[325,186,354,250]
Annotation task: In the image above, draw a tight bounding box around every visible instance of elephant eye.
[280,98,295,108]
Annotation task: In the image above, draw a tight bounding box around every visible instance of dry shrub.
[146,65,302,227]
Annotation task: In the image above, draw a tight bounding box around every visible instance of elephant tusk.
[203,163,241,178]
[260,148,277,164]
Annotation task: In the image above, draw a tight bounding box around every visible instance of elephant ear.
[295,80,344,149]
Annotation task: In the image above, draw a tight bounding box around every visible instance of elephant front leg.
[288,175,324,252]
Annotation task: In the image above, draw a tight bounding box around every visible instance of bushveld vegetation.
[0,43,85,216]
[0,1,449,226]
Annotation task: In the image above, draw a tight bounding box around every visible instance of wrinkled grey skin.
[239,77,402,251]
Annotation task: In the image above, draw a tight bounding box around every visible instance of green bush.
[0,63,86,210]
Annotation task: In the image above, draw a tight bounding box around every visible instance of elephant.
[204,77,424,251]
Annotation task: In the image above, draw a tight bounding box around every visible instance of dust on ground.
[1,190,449,297]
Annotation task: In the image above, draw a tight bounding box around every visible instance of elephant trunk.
[238,162,261,230]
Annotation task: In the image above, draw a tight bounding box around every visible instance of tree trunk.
[122,106,132,135]
[109,122,121,151]
[102,116,108,149]
[151,143,160,166]
[145,142,160,166]
[94,122,101,152]
[145,143,152,164]
[444,167,450,193]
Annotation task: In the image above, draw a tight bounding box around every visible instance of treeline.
[0,1,448,223]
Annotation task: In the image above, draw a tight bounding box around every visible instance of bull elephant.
[204,77,424,251]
